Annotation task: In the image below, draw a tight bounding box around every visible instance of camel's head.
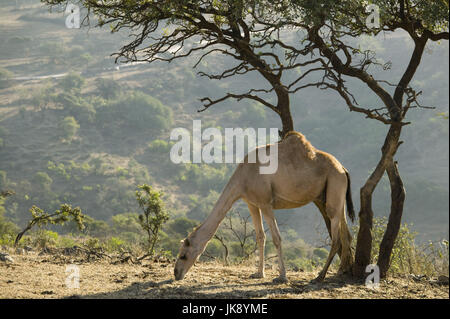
[174,237,200,280]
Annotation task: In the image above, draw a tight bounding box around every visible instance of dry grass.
[0,252,448,299]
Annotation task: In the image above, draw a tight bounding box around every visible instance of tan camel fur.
[174,131,355,282]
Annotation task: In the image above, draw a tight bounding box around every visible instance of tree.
[59,72,85,93]
[277,0,448,277]
[211,209,257,264]
[136,184,169,257]
[59,116,80,140]
[42,0,331,136]
[0,67,13,89]
[0,191,17,238]
[95,78,122,100]
[14,204,85,247]
[33,172,53,192]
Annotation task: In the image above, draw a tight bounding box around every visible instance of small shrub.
[34,230,59,249]
[105,236,125,252]
[352,216,449,277]
[147,139,173,154]
[59,72,85,92]
[136,184,169,257]
[313,248,329,260]
[287,258,316,272]
[58,235,77,248]
[59,116,80,141]
[0,67,13,89]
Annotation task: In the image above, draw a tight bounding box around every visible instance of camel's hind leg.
[314,200,343,258]
[314,174,351,282]
[337,213,353,275]
[261,206,287,283]
[315,214,341,282]
[247,203,265,279]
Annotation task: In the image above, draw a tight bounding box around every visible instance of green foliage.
[147,139,173,154]
[286,257,316,272]
[84,237,102,251]
[437,112,449,120]
[15,204,85,247]
[313,247,328,259]
[239,102,268,127]
[105,236,125,252]
[34,229,59,249]
[57,235,77,248]
[111,212,141,235]
[33,172,53,191]
[424,240,449,277]
[0,191,18,240]
[82,215,110,238]
[159,216,198,257]
[187,191,219,220]
[177,163,231,194]
[0,171,7,190]
[29,204,85,229]
[0,1,447,277]
[0,67,13,89]
[0,233,16,247]
[290,0,449,34]
[96,92,173,135]
[165,217,198,237]
[54,92,96,124]
[136,184,170,256]
[31,84,55,111]
[59,116,80,141]
[204,238,223,258]
[59,72,85,93]
[95,78,122,99]
[352,217,449,276]
[47,161,71,180]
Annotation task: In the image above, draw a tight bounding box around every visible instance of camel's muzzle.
[174,267,185,281]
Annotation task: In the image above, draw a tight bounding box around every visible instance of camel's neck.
[194,172,241,248]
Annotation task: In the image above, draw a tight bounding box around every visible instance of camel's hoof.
[250,273,265,279]
[272,276,288,284]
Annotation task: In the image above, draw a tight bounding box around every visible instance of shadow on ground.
[68,274,362,299]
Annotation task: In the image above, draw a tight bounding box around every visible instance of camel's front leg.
[248,204,265,279]
[261,207,287,283]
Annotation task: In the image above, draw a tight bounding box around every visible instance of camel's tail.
[345,170,355,223]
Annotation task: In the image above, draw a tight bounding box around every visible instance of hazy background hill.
[0,0,448,247]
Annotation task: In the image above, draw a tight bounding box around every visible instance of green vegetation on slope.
[0,1,448,259]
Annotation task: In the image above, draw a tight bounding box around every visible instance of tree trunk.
[353,185,374,278]
[353,124,402,277]
[377,159,406,278]
[275,87,294,137]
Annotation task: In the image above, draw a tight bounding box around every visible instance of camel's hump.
[283,131,317,160]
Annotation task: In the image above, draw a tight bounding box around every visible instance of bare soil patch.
[0,252,448,299]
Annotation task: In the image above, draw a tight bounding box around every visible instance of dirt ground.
[0,252,448,299]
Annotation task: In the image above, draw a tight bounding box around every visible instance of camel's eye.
[179,255,187,260]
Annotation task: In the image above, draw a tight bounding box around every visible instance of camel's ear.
[184,238,190,247]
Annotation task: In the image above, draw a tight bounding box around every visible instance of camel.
[174,131,355,283]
